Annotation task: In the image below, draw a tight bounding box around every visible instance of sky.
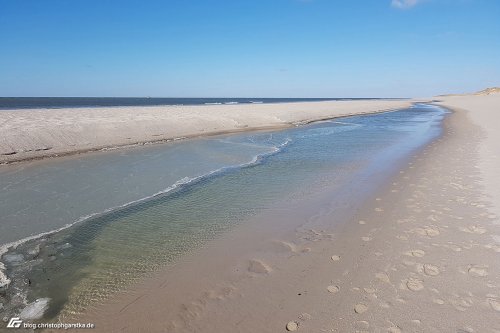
[0,0,499,98]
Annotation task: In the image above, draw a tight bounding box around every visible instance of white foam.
[0,261,9,288]
[329,121,363,126]
[19,298,51,320]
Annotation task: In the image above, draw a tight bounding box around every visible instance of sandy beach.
[0,99,411,164]
[3,0,498,331]
[56,94,499,333]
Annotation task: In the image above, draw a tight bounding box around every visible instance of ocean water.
[0,97,393,110]
[0,104,447,322]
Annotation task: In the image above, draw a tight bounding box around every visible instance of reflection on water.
[0,104,447,321]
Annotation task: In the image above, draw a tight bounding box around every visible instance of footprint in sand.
[331,255,341,261]
[363,287,376,294]
[298,313,312,321]
[459,225,487,235]
[402,277,424,291]
[376,272,391,284]
[379,301,390,309]
[327,285,340,294]
[248,259,271,274]
[271,240,297,253]
[427,214,439,222]
[361,236,372,242]
[406,249,425,257]
[395,297,406,304]
[450,296,473,312]
[403,260,416,267]
[359,220,366,225]
[354,303,368,314]
[445,244,463,252]
[487,299,500,312]
[484,243,500,253]
[354,321,370,330]
[375,207,384,212]
[424,227,440,237]
[467,265,488,277]
[204,286,236,301]
[387,326,402,333]
[422,264,440,276]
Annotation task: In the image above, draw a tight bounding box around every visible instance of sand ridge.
[0,99,412,164]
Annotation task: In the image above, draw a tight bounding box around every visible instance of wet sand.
[68,95,500,332]
[0,99,411,164]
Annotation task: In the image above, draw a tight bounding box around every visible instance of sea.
[0,97,393,110]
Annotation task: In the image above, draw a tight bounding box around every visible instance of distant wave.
[0,137,292,289]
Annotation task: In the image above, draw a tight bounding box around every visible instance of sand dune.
[474,87,500,95]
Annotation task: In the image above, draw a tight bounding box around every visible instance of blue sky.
[0,0,499,97]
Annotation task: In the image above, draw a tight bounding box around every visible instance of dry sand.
[64,94,500,333]
[436,94,500,217]
[0,99,411,164]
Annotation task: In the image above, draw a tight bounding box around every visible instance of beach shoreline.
[2,103,441,327]
[0,99,413,164]
[67,95,500,332]
[2,95,499,332]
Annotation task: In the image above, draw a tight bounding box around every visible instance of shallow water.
[0,135,282,246]
[0,104,447,322]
